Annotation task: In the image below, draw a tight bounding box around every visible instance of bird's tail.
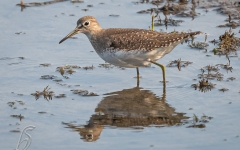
[190,31,202,36]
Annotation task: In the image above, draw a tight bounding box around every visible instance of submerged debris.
[10,114,24,121]
[53,79,63,82]
[38,111,47,114]
[214,4,240,20]
[54,94,66,98]
[7,100,25,108]
[98,63,114,69]
[209,39,219,45]
[135,0,201,24]
[227,77,236,81]
[15,32,25,35]
[71,89,98,96]
[82,9,89,11]
[218,88,229,92]
[7,102,15,107]
[137,2,188,14]
[71,0,84,3]
[175,11,199,18]
[82,65,94,70]
[187,114,213,128]
[66,68,76,74]
[16,0,69,7]
[0,57,24,60]
[10,129,21,133]
[215,64,233,72]
[87,5,93,7]
[69,36,78,39]
[109,14,120,17]
[188,42,209,49]
[218,21,240,29]
[40,63,51,67]
[40,75,57,80]
[8,62,21,65]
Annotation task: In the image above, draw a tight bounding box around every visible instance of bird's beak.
[59,28,79,44]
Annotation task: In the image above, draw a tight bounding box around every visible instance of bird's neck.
[87,29,106,54]
[86,28,104,41]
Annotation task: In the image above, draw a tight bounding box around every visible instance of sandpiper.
[59,16,201,86]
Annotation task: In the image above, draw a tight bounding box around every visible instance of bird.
[59,16,201,87]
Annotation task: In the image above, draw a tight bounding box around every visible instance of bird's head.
[59,16,102,44]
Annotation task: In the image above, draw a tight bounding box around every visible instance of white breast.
[96,46,174,68]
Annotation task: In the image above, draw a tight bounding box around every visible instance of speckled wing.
[102,28,201,52]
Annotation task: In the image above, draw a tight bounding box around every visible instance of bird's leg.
[136,67,140,87]
[136,67,140,78]
[149,60,166,90]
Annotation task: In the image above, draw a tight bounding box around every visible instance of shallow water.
[0,0,240,149]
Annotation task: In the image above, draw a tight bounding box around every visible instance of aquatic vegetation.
[154,16,184,27]
[212,29,240,56]
[31,86,54,101]
[167,58,193,71]
[191,62,235,92]
[191,79,216,92]
[198,65,224,81]
[56,65,80,76]
[136,0,197,20]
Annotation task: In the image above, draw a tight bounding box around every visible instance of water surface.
[0,0,240,150]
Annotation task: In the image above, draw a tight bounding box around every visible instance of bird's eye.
[83,21,90,26]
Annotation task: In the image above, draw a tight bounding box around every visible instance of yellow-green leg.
[149,60,166,91]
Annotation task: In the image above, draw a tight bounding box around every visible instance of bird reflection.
[64,87,187,142]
